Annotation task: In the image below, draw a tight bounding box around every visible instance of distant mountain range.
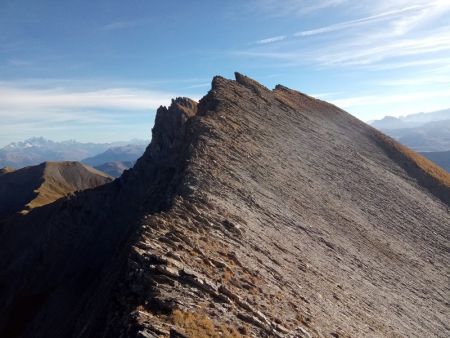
[0,137,147,176]
[371,109,450,172]
[376,119,450,152]
[371,108,450,130]
[82,144,146,167]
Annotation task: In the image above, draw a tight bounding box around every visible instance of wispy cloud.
[0,81,201,127]
[294,4,428,37]
[251,0,348,16]
[241,1,450,69]
[7,59,32,66]
[101,18,151,31]
[236,30,450,66]
[364,57,450,70]
[314,28,450,66]
[323,87,450,120]
[311,92,343,99]
[183,83,211,89]
[231,51,298,62]
[375,75,450,86]
[0,81,202,146]
[0,86,174,112]
[0,77,211,92]
[256,36,287,44]
[330,88,450,109]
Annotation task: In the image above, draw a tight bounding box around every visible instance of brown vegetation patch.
[374,130,450,204]
[171,309,242,338]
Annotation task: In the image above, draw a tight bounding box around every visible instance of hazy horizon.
[2,105,450,148]
[0,135,149,148]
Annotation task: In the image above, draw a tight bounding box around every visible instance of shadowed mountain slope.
[0,74,449,338]
[82,144,146,167]
[94,161,135,178]
[0,167,15,175]
[0,161,112,220]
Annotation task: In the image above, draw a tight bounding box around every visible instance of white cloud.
[256,36,287,44]
[101,18,152,31]
[231,51,298,62]
[364,57,450,70]
[330,88,450,109]
[251,0,349,16]
[247,0,450,69]
[294,4,428,36]
[0,86,175,112]
[375,75,450,86]
[183,83,211,89]
[0,81,204,146]
[322,87,450,120]
[314,28,450,66]
[8,59,32,66]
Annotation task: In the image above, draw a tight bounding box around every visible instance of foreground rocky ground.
[0,74,449,338]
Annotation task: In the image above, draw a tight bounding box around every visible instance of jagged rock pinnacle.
[234,72,270,95]
[149,97,198,163]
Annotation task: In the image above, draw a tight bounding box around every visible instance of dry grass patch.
[376,131,450,188]
[171,309,242,338]
[223,268,234,283]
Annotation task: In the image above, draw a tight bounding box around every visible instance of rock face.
[0,161,112,220]
[0,74,449,338]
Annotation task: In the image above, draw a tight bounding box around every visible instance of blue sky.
[1,0,450,146]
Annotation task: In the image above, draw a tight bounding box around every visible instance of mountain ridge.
[371,108,450,129]
[82,144,146,167]
[0,161,112,221]
[0,73,449,338]
[0,138,148,169]
[370,109,450,153]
